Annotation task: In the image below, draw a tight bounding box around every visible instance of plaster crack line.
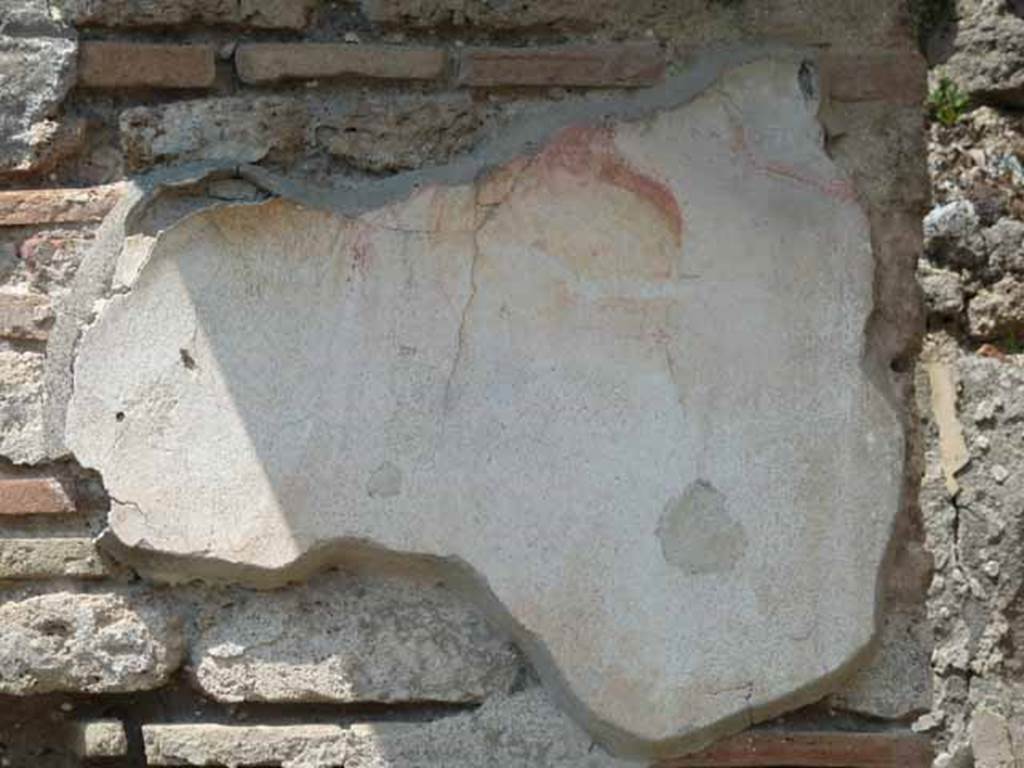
[442,186,483,412]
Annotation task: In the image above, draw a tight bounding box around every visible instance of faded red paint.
[731,123,857,202]
[349,225,375,280]
[533,124,685,245]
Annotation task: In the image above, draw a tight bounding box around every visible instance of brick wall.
[0,1,933,765]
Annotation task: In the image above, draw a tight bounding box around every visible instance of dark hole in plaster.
[115,411,125,422]
[180,348,197,370]
[798,60,817,101]
[891,357,911,374]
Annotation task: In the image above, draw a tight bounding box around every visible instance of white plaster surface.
[67,61,903,756]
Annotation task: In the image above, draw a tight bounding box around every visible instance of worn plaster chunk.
[193,573,521,704]
[0,592,184,694]
[67,60,903,757]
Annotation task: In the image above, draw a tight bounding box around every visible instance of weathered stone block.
[934,0,1024,107]
[193,574,520,704]
[0,292,53,341]
[0,349,46,464]
[0,33,77,176]
[72,720,129,759]
[78,42,215,89]
[0,538,109,579]
[318,95,487,173]
[53,0,316,29]
[0,477,73,516]
[144,688,632,767]
[968,276,1024,340]
[457,43,664,88]
[67,60,905,757]
[0,591,184,694]
[119,97,309,171]
[144,724,350,766]
[235,43,447,84]
[0,185,122,226]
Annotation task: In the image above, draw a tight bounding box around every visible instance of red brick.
[655,730,932,768]
[78,42,216,89]
[457,43,664,88]
[0,292,53,341]
[821,51,928,105]
[235,43,447,84]
[0,478,74,516]
[0,185,123,226]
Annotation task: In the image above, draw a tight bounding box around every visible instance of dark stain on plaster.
[367,461,403,499]
[657,480,747,575]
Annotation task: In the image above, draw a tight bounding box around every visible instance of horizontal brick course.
[235,43,447,84]
[0,478,74,516]
[656,730,932,768]
[78,42,216,89]
[0,538,109,579]
[0,292,53,341]
[457,43,664,88]
[821,51,928,105]
[0,185,123,226]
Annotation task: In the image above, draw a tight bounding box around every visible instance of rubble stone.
[193,574,521,704]
[0,592,184,694]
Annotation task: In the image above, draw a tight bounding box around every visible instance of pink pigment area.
[730,124,857,202]
[534,125,685,246]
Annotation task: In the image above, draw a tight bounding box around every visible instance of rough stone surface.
[0,31,77,176]
[0,349,46,464]
[144,723,350,767]
[934,0,1024,107]
[235,43,447,84]
[967,276,1024,340]
[320,95,489,174]
[52,0,316,29]
[0,591,184,694]
[74,720,129,759]
[119,97,309,171]
[918,347,1024,766]
[0,291,54,341]
[918,263,964,321]
[144,687,632,767]
[192,573,521,704]
[0,538,110,579]
[359,0,907,45]
[67,60,904,756]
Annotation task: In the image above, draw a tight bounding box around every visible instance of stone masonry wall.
[0,1,938,766]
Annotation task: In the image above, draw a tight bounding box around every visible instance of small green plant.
[1001,331,1024,355]
[928,78,970,127]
